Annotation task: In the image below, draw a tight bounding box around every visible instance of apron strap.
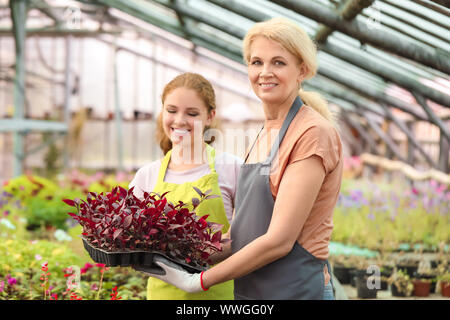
[156,144,217,184]
[205,143,217,174]
[264,96,303,165]
[156,150,172,184]
[244,125,264,164]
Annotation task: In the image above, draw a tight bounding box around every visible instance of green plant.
[389,269,414,296]
[438,272,450,283]
[1,175,84,231]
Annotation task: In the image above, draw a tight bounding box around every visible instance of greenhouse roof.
[1,0,450,173]
[17,0,450,112]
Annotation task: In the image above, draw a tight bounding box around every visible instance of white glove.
[136,255,205,293]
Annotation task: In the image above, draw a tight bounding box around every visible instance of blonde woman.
[130,72,242,299]
[142,18,343,300]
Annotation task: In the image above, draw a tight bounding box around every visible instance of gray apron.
[230,97,333,300]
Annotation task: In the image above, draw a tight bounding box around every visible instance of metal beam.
[0,119,68,133]
[269,0,450,74]
[379,103,437,167]
[315,0,374,44]
[320,42,450,108]
[152,0,246,38]
[29,0,63,27]
[354,109,408,162]
[0,28,122,37]
[113,45,124,171]
[340,112,380,154]
[206,0,450,109]
[10,0,27,177]
[430,0,450,7]
[63,35,73,168]
[317,65,430,121]
[94,0,243,62]
[154,0,426,121]
[411,92,450,142]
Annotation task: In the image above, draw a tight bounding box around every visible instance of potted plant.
[64,186,227,273]
[379,265,394,291]
[355,273,378,299]
[413,260,437,293]
[389,269,414,297]
[438,273,450,298]
[412,278,431,297]
[348,257,379,298]
[396,257,419,278]
[330,255,357,285]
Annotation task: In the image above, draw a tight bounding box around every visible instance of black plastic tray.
[82,238,206,274]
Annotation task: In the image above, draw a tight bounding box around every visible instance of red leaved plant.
[63,186,227,269]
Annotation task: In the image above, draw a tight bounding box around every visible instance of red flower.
[110,286,122,300]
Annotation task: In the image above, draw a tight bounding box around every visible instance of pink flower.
[81,262,94,274]
[0,281,4,292]
[41,262,49,272]
[7,277,17,286]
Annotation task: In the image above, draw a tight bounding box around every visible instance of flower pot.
[350,269,366,287]
[413,280,430,297]
[355,276,377,299]
[390,283,413,297]
[82,238,205,274]
[333,266,355,285]
[414,273,436,293]
[380,279,389,291]
[441,281,450,298]
[390,284,405,297]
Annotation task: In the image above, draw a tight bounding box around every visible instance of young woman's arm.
[202,154,326,288]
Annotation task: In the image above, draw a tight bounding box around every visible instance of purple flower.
[367,213,375,221]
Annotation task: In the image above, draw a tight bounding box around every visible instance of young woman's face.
[162,87,214,149]
[248,36,303,105]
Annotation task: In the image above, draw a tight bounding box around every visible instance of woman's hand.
[134,256,204,293]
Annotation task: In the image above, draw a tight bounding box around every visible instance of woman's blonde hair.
[156,72,217,155]
[243,17,333,122]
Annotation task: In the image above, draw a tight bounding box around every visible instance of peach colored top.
[246,105,343,261]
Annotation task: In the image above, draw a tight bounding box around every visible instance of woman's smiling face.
[162,87,214,148]
[248,36,303,106]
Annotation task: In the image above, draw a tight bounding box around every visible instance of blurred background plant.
[1,170,448,299]
[332,178,449,252]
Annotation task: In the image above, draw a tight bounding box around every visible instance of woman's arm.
[202,155,326,289]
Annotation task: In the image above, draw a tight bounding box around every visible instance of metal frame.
[2,0,449,175]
